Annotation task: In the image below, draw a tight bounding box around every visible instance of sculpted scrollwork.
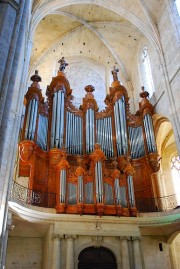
[19,141,35,162]
[90,144,106,163]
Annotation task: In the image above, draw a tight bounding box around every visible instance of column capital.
[120,236,131,241]
[132,236,141,241]
[52,233,64,240]
[65,234,77,240]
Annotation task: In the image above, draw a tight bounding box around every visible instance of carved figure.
[30,70,42,83]
[19,142,34,162]
[111,66,119,81]
[58,57,68,71]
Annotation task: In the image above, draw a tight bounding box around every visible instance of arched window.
[141,46,155,97]
[171,156,180,205]
[175,0,180,16]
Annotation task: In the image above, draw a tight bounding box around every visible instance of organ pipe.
[37,115,48,150]
[60,169,66,203]
[114,97,128,156]
[86,108,94,153]
[66,111,82,154]
[114,178,121,205]
[95,161,103,203]
[51,90,65,149]
[127,175,135,207]
[25,99,38,140]
[143,114,157,153]
[96,117,113,158]
[78,176,83,203]
[128,126,145,159]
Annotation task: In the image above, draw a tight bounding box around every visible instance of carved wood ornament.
[19,64,160,216]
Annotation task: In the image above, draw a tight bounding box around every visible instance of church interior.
[0,0,180,269]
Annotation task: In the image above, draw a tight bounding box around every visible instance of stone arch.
[152,114,179,207]
[78,246,117,269]
[75,240,121,269]
[167,231,180,269]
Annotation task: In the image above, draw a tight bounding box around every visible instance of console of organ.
[19,69,160,216]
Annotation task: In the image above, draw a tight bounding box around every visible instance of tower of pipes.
[19,60,160,216]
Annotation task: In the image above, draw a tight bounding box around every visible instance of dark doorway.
[78,246,117,269]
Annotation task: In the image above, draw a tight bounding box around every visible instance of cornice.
[8,201,180,228]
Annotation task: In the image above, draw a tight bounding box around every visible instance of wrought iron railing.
[11,181,180,212]
[136,194,179,212]
[11,181,56,208]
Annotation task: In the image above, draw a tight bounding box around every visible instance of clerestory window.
[175,0,180,15]
[141,46,155,98]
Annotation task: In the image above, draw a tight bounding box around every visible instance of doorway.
[78,246,117,269]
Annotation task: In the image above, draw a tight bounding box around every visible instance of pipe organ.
[19,66,160,216]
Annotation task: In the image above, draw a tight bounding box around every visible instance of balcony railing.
[11,181,56,208]
[11,180,180,212]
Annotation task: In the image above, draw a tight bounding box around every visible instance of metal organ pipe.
[129,126,145,159]
[51,92,57,148]
[114,97,128,156]
[114,101,122,155]
[25,99,38,140]
[95,161,103,203]
[50,90,65,149]
[65,111,82,155]
[78,176,83,203]
[25,99,32,139]
[127,175,135,207]
[37,115,48,151]
[143,114,157,153]
[55,91,61,147]
[60,169,66,203]
[114,178,121,205]
[118,97,128,155]
[60,91,64,148]
[86,108,94,153]
[96,117,113,158]
[146,114,157,152]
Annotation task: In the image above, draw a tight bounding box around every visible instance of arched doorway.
[78,246,117,269]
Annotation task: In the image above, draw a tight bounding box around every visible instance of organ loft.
[18,58,160,217]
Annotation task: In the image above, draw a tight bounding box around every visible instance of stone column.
[120,236,130,269]
[132,237,143,269]
[65,235,76,269]
[52,234,63,269]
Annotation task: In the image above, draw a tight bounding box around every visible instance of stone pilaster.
[132,236,143,269]
[120,236,130,269]
[52,234,64,269]
[65,235,77,269]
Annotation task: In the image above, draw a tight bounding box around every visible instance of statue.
[30,70,41,83]
[111,66,119,81]
[58,57,68,71]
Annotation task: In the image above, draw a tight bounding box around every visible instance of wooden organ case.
[19,67,160,217]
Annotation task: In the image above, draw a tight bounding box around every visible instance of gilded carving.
[90,144,106,163]
[75,166,85,177]
[124,160,135,176]
[58,155,70,171]
[148,153,160,173]
[49,149,62,167]
[19,141,35,162]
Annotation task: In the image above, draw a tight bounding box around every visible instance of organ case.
[18,67,160,216]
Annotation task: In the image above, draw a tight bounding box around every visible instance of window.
[175,0,180,15]
[171,156,180,205]
[141,46,155,97]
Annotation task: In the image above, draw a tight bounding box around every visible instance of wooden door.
[78,247,117,269]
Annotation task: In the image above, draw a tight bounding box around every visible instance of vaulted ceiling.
[29,0,163,109]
